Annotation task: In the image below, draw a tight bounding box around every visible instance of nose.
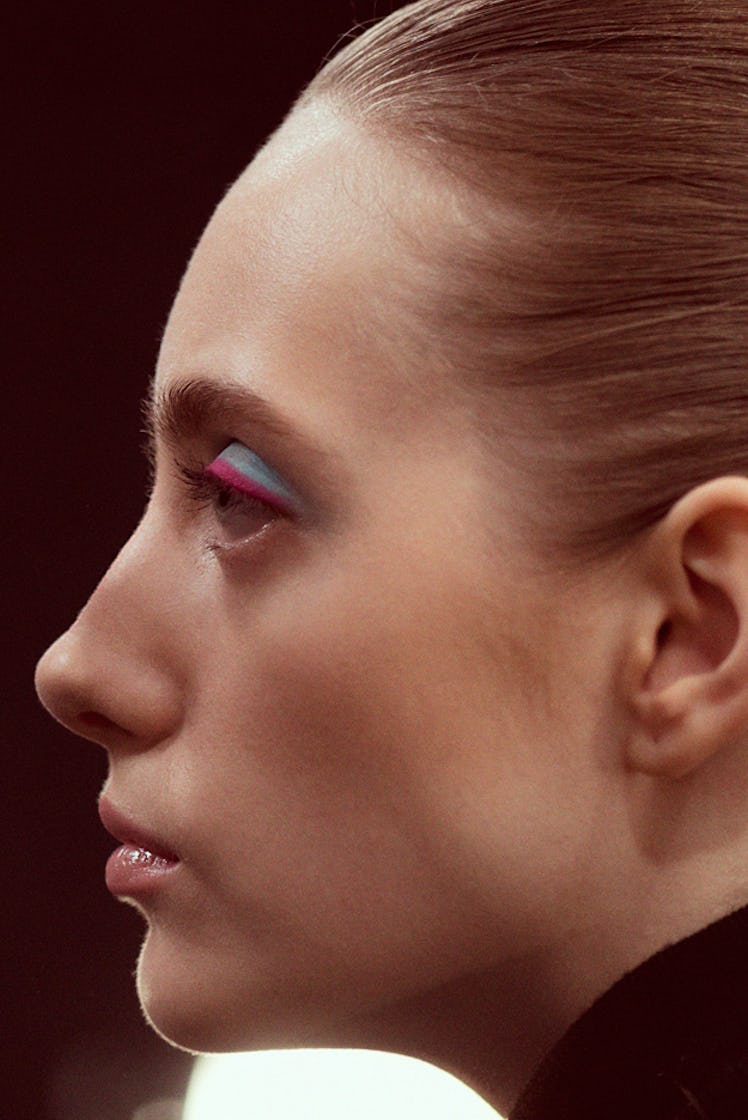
[35,516,184,751]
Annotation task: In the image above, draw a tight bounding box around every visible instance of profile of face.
[35,102,630,1064]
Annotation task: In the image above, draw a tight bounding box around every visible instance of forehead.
[155,102,460,446]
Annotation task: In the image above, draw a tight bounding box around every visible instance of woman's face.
[35,103,618,1054]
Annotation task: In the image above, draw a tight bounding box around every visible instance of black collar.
[511,905,748,1120]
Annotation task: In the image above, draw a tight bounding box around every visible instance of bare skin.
[35,102,748,1113]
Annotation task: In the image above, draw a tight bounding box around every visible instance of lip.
[98,797,180,898]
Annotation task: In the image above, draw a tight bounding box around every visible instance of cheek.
[181,521,603,935]
[181,549,503,919]
[138,545,608,1051]
[242,549,498,790]
[192,547,549,912]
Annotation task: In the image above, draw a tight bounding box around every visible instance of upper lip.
[98,796,180,861]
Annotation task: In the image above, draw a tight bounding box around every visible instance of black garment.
[510,905,748,1120]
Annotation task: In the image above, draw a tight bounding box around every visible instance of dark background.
[6,4,406,1117]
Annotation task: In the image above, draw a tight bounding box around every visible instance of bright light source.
[182,1049,503,1120]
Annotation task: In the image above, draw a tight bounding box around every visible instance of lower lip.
[105,844,180,897]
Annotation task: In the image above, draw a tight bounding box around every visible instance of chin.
[133,929,360,1056]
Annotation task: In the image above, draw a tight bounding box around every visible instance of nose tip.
[35,625,181,750]
[35,634,77,725]
[34,632,124,745]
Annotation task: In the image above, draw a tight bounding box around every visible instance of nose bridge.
[87,512,176,650]
[35,510,186,746]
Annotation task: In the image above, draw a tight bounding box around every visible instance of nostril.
[79,711,118,732]
[36,631,179,746]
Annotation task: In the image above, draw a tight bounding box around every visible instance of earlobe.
[627,478,748,780]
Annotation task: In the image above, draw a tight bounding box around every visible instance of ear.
[627,477,748,780]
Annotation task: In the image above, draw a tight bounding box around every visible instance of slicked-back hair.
[302,0,748,558]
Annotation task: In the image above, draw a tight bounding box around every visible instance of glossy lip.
[98,796,180,861]
[99,797,181,897]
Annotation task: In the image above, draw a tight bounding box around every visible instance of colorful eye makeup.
[204,441,299,515]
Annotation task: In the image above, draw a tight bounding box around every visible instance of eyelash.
[175,460,282,523]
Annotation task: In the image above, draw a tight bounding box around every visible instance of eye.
[178,441,298,547]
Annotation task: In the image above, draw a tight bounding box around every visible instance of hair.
[300,0,748,559]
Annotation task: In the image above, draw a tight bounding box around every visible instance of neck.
[317,883,748,1115]
[318,957,579,1114]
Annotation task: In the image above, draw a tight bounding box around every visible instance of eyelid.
[205,441,300,514]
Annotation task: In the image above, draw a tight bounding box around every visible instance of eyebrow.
[142,375,335,479]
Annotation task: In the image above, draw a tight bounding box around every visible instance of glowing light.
[182,1049,503,1120]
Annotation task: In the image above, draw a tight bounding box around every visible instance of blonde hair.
[303,0,748,558]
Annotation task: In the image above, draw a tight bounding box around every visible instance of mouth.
[98,796,181,897]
